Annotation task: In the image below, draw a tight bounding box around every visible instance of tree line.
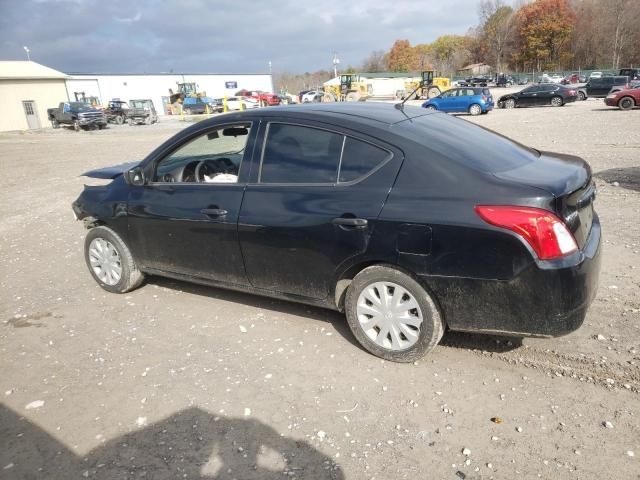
[275,0,639,93]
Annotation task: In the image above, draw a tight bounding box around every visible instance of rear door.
[239,120,403,300]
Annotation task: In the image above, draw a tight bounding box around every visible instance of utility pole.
[23,46,30,61]
[332,52,340,78]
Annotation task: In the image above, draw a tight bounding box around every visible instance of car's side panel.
[238,119,404,300]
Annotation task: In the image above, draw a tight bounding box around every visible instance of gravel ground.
[1,98,639,480]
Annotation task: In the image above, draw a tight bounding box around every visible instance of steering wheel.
[194,158,235,182]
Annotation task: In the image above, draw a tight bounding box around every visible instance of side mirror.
[128,167,145,186]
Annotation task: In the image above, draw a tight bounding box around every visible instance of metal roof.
[0,61,68,80]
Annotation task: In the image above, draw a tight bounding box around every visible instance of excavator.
[403,71,451,99]
[322,74,372,102]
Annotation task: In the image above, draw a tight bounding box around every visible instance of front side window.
[155,124,251,183]
[260,124,342,184]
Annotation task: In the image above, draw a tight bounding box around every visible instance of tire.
[345,265,444,362]
[115,115,124,125]
[577,91,586,101]
[425,105,437,111]
[144,116,151,125]
[345,92,360,102]
[618,96,635,110]
[427,87,441,99]
[73,120,80,131]
[51,119,60,129]
[504,98,516,108]
[469,103,482,116]
[84,226,144,294]
[551,96,563,107]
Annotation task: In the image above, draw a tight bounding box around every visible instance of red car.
[235,89,280,106]
[604,87,640,110]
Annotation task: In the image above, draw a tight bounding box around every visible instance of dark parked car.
[497,84,578,108]
[104,100,128,125]
[460,76,491,87]
[585,76,629,97]
[619,68,640,80]
[72,103,601,362]
[48,102,107,131]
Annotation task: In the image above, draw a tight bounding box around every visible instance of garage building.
[0,61,68,132]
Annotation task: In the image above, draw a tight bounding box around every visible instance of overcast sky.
[0,0,483,74]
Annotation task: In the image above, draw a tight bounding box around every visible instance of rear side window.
[339,137,390,183]
[260,124,342,183]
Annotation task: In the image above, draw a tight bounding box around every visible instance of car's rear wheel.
[504,98,516,108]
[115,115,124,125]
[469,104,482,116]
[345,265,444,362]
[551,96,563,107]
[577,91,586,101]
[51,119,59,129]
[84,226,144,294]
[619,96,635,110]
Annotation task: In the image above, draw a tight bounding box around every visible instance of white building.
[66,73,274,115]
[0,61,68,132]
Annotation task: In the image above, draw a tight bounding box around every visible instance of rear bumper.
[424,215,601,337]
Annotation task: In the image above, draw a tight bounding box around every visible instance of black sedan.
[498,84,578,108]
[72,103,601,362]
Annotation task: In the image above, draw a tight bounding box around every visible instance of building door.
[22,101,40,129]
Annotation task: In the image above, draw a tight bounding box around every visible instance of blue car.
[422,87,494,115]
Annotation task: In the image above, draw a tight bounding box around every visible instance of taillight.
[475,205,578,260]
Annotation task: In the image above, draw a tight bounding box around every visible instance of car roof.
[251,102,433,126]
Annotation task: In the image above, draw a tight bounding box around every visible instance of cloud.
[0,0,483,73]
[114,11,142,23]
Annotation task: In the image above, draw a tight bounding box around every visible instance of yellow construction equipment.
[403,71,451,99]
[323,74,373,102]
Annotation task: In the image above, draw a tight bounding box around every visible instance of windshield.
[70,102,92,111]
[130,100,149,109]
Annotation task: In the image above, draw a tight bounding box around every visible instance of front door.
[239,121,403,300]
[22,101,40,129]
[127,122,256,285]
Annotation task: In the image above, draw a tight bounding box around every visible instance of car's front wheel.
[84,226,144,294]
[577,91,586,101]
[345,265,444,362]
[424,105,437,111]
[618,96,635,110]
[504,98,516,108]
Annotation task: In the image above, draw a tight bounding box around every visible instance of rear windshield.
[400,114,538,173]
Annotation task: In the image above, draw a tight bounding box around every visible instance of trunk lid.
[492,151,595,249]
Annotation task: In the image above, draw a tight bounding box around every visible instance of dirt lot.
[1,98,639,480]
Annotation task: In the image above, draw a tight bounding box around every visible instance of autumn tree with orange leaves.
[512,0,576,71]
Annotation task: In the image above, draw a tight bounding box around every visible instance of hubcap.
[356,282,423,351]
[89,238,122,286]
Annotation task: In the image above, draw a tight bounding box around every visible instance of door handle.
[332,217,368,228]
[200,208,228,216]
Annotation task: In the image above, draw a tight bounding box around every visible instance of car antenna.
[394,81,423,110]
